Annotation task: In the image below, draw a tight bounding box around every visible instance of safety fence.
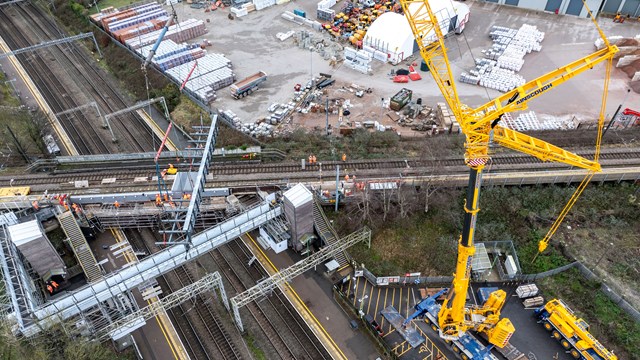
[352,261,640,323]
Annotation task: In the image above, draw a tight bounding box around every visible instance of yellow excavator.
[392,0,618,355]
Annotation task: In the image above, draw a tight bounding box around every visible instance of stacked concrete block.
[344,47,372,74]
[253,0,276,10]
[501,111,575,131]
[462,24,543,92]
[139,40,205,71]
[317,8,335,21]
[317,0,336,20]
[231,6,249,17]
[125,19,207,49]
[166,54,235,103]
[436,102,459,133]
[281,11,322,28]
[317,0,336,9]
[478,67,525,92]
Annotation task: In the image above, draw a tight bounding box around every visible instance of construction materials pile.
[460,24,544,92]
[501,111,577,131]
[436,103,460,133]
[229,0,291,17]
[92,2,237,105]
[344,47,372,74]
[294,30,344,63]
[596,35,640,93]
[320,0,400,47]
[165,52,234,103]
[124,18,208,49]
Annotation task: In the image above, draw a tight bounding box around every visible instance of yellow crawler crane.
[398,0,617,348]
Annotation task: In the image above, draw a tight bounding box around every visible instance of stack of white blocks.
[253,0,276,11]
[502,111,574,131]
[344,47,372,74]
[460,24,543,92]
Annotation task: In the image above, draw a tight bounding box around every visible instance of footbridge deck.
[23,202,281,336]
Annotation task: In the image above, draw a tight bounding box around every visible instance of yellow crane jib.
[399,0,618,348]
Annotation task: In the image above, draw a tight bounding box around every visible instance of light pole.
[310,47,314,88]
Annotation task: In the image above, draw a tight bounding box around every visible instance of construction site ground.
[344,275,574,360]
[172,0,640,131]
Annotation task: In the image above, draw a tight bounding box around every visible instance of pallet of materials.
[112,17,169,42]
[523,296,544,308]
[107,9,168,32]
[101,3,163,30]
[125,19,207,49]
[516,284,539,299]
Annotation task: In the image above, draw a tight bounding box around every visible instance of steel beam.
[158,115,218,247]
[24,202,281,336]
[0,32,102,59]
[231,227,371,332]
[98,272,226,340]
[103,97,169,142]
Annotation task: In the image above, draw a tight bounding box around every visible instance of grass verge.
[539,270,640,359]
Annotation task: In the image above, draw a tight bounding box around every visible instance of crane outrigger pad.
[380,305,425,348]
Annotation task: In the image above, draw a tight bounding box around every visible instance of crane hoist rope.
[398,0,618,348]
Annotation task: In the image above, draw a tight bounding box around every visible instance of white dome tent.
[362,0,470,65]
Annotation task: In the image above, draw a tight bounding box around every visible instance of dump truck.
[231,71,267,99]
[534,299,617,360]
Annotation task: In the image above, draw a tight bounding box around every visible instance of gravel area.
[166,0,640,129]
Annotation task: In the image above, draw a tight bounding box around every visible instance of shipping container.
[389,88,412,111]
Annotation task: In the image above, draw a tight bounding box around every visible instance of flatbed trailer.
[230,71,267,99]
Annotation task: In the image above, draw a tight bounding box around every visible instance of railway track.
[127,228,243,360]
[124,230,212,360]
[0,2,159,154]
[210,239,331,360]
[0,7,109,155]
[1,149,640,190]
[170,266,242,360]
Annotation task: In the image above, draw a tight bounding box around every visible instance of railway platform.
[136,109,178,151]
[242,233,382,360]
[88,228,189,360]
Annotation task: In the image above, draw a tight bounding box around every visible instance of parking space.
[342,275,453,360]
[341,275,574,360]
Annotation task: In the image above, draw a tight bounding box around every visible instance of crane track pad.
[380,305,425,348]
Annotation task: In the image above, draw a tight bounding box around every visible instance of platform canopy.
[8,219,65,279]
